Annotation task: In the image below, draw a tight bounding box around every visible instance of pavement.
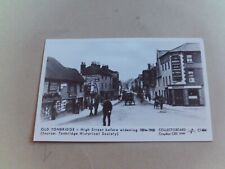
[41,99,121,126]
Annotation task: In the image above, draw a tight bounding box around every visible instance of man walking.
[102,97,112,126]
[89,99,94,116]
[159,96,164,110]
[51,100,57,120]
[94,95,100,115]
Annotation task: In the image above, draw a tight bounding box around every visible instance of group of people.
[50,96,113,126]
[88,95,113,126]
[154,96,164,110]
[88,95,100,116]
[50,93,164,126]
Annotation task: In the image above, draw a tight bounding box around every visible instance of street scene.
[39,39,209,127]
[42,95,208,127]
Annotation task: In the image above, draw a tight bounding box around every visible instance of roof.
[157,50,168,58]
[159,43,200,58]
[170,43,200,52]
[82,64,113,77]
[45,57,84,83]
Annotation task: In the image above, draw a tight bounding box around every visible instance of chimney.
[80,62,86,74]
[148,64,151,70]
[102,65,109,70]
[91,62,101,69]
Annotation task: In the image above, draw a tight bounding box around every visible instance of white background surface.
[0,0,224,169]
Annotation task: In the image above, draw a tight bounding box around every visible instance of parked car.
[124,92,135,105]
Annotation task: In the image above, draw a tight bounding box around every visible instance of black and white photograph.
[33,38,212,142]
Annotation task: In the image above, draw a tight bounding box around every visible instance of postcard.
[33,38,212,142]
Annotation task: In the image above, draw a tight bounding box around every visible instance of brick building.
[80,62,119,100]
[155,43,205,106]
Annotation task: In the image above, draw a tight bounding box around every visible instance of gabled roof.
[170,43,200,52]
[45,57,84,83]
[158,43,200,58]
[157,50,169,58]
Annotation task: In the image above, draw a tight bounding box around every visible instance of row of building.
[133,43,205,106]
[42,57,120,112]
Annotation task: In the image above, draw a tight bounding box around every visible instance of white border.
[33,38,213,142]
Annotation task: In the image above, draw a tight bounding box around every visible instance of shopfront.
[167,85,203,106]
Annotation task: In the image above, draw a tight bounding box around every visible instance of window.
[74,85,77,94]
[165,63,167,70]
[166,76,168,85]
[163,77,165,86]
[169,76,171,85]
[49,82,59,93]
[188,71,195,82]
[168,62,170,69]
[44,82,49,93]
[187,55,193,63]
[80,84,83,92]
[162,64,164,71]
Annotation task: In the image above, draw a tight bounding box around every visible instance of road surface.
[53,96,209,127]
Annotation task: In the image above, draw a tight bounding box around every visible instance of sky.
[44,38,200,81]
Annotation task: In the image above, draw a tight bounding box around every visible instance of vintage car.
[124,92,135,105]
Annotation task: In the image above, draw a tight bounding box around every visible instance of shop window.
[188,89,198,96]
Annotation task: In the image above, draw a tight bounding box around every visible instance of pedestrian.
[159,96,164,110]
[51,100,57,120]
[75,99,80,114]
[154,96,159,109]
[89,99,94,116]
[148,93,151,101]
[145,92,148,99]
[84,98,88,109]
[94,95,100,115]
[140,92,144,103]
[102,96,113,126]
